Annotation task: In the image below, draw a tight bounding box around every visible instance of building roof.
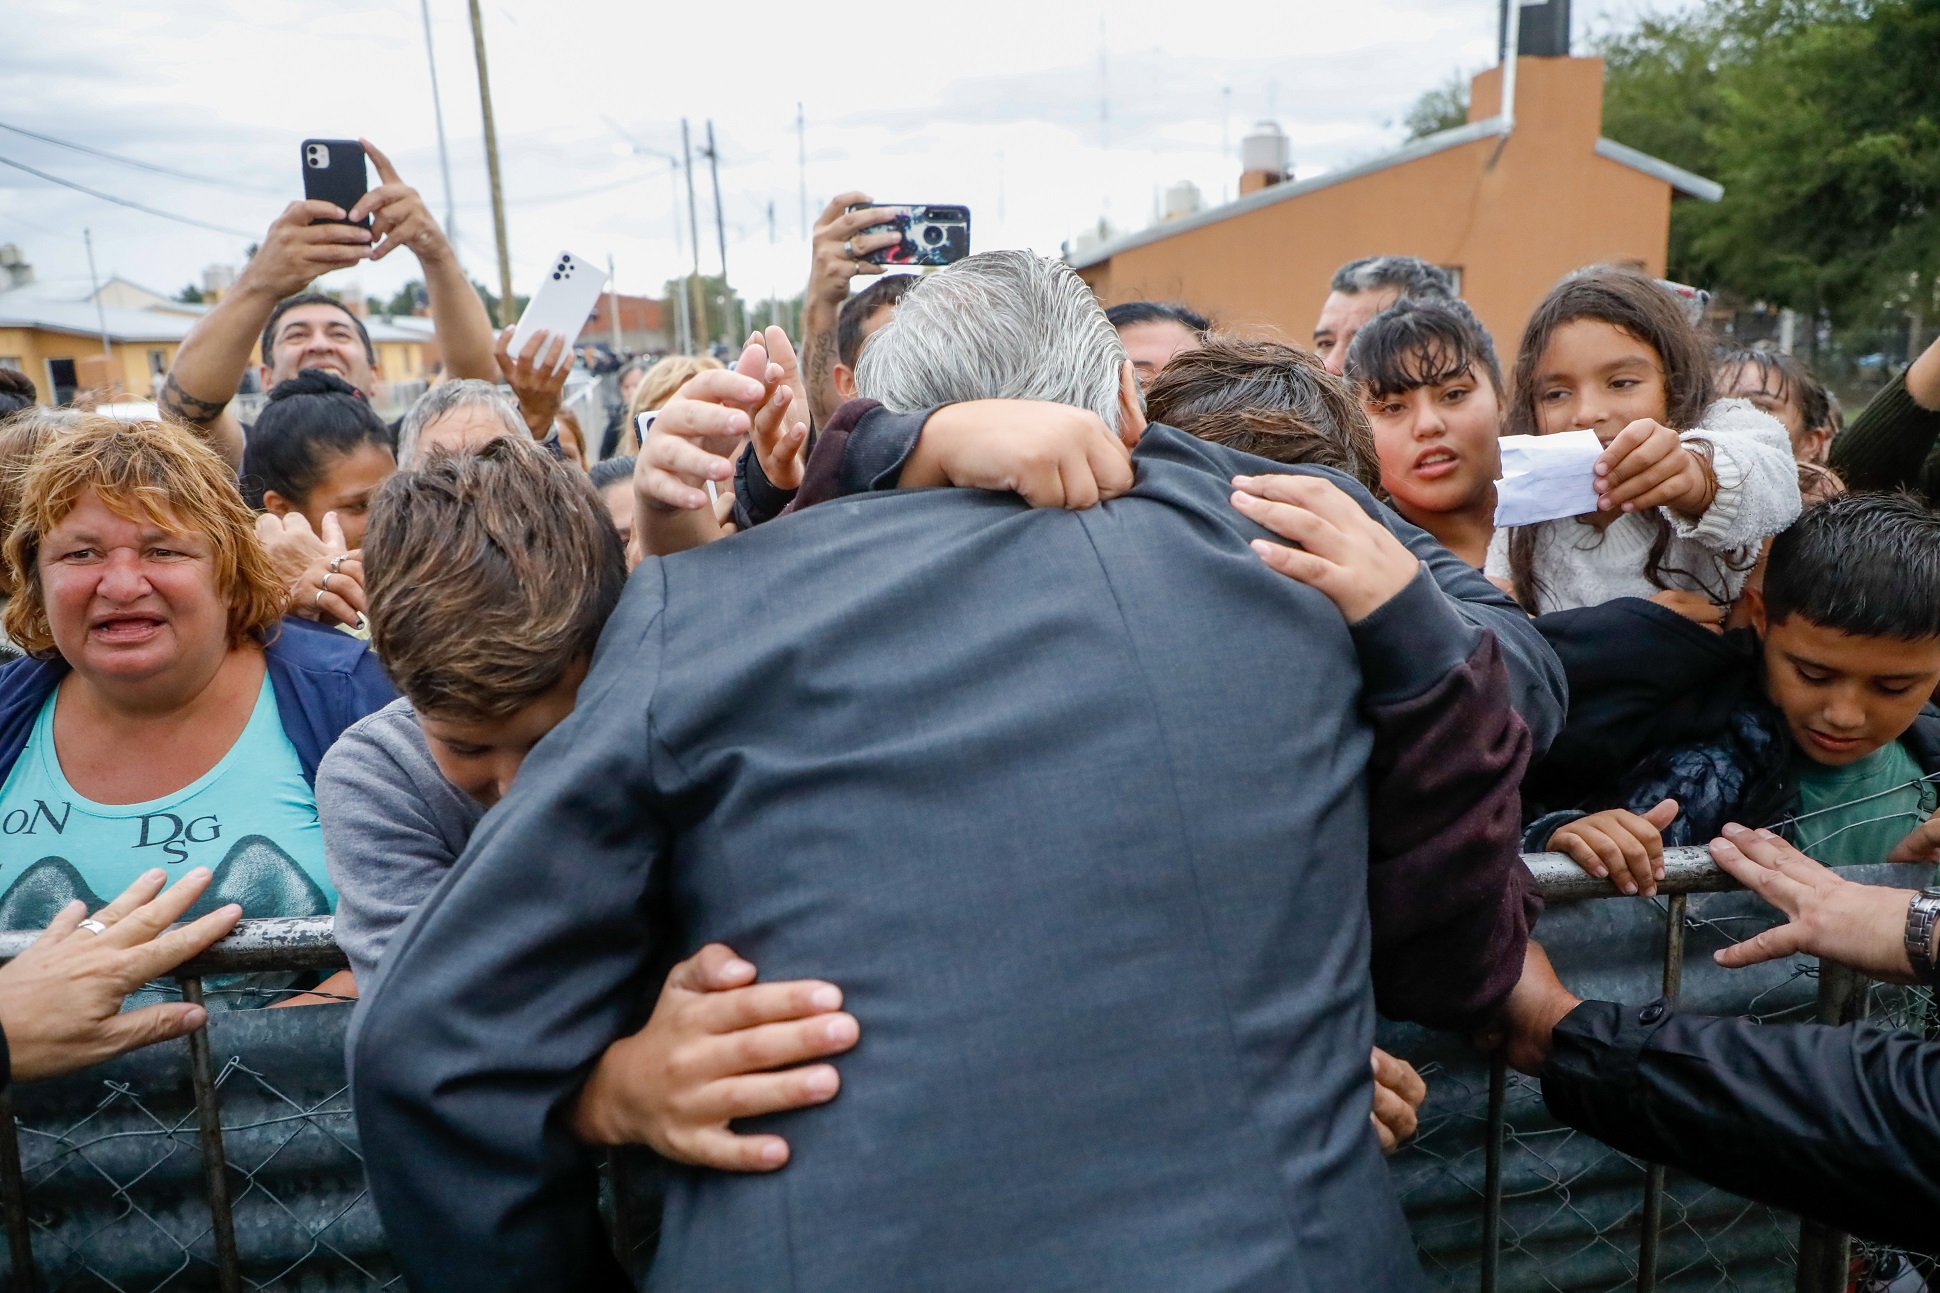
[0,286,442,345]
[1065,115,1722,271]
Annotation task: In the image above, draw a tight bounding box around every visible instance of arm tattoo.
[160,371,231,425]
[803,328,840,432]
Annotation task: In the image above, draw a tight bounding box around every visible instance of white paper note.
[1492,430,1603,527]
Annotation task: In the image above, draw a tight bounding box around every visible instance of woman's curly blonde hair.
[2,416,286,659]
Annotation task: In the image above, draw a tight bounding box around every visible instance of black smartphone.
[301,139,371,227]
[846,204,970,267]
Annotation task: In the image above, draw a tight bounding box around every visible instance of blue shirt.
[0,674,334,930]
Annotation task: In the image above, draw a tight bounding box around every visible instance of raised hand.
[748,327,810,492]
[571,944,859,1170]
[0,868,242,1081]
[259,510,364,627]
[350,139,450,263]
[807,193,901,309]
[494,326,572,439]
[1594,419,1716,518]
[1230,473,1422,624]
[236,200,373,300]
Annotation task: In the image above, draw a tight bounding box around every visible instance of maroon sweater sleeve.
[1353,571,1537,1031]
[783,398,881,514]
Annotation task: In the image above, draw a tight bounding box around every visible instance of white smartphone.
[509,250,608,358]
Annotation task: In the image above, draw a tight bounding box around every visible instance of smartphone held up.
[509,251,609,358]
[301,139,370,227]
[845,204,970,267]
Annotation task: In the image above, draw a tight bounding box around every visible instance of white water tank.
[1163,180,1202,220]
[1241,121,1290,181]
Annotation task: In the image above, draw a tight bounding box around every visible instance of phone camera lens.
[552,272,562,280]
[922,225,944,246]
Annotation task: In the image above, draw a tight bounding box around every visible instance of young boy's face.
[1756,610,1940,767]
[418,658,590,806]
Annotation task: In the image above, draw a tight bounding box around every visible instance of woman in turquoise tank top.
[0,416,393,1004]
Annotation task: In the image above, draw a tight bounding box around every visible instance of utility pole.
[83,228,116,397]
[606,252,623,356]
[680,119,706,349]
[704,120,730,339]
[466,0,516,326]
[418,0,458,246]
[766,198,779,334]
[796,103,807,239]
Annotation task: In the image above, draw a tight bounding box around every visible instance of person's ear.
[1743,582,1768,638]
[832,362,859,401]
[1799,428,1829,464]
[1116,359,1147,448]
[260,490,295,519]
[259,364,275,390]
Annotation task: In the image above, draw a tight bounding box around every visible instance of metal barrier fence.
[0,854,1932,1291]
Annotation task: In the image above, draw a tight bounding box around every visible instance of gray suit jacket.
[350,425,1561,1291]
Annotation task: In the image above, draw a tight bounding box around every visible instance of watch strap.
[1906,886,1940,987]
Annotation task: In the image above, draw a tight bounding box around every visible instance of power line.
[0,118,281,194]
[0,153,255,238]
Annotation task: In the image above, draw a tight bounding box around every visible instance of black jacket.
[1523,597,1940,850]
[1544,1000,1940,1252]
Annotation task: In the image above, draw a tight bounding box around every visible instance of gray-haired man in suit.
[351,251,1563,1291]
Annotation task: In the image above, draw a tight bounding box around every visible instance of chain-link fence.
[0,859,1932,1291]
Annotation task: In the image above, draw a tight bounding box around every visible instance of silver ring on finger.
[314,586,328,610]
[842,239,855,258]
[79,918,108,936]
[320,572,335,594]
[328,554,347,574]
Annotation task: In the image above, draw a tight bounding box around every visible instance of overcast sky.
[1,0,1693,314]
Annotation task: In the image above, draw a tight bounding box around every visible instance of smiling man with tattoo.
[159,139,498,468]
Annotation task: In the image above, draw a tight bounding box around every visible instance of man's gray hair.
[397,379,525,467]
[1330,255,1455,300]
[855,250,1128,429]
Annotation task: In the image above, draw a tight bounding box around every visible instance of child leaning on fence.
[1524,492,1940,897]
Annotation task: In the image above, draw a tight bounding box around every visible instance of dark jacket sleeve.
[1829,368,1940,501]
[347,573,674,1292]
[1374,501,1567,757]
[1353,569,1536,1030]
[1543,999,1940,1252]
[731,434,800,531]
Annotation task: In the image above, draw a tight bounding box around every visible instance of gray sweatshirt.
[317,698,485,984]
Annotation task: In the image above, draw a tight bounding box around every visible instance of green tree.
[383,280,429,316]
[1403,70,1472,140]
[470,279,529,328]
[173,284,204,305]
[1595,0,1940,337]
[664,274,747,353]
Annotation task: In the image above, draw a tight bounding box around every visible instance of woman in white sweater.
[1486,267,1801,617]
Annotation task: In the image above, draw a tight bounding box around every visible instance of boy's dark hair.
[363,436,628,722]
[1329,256,1454,300]
[260,291,376,367]
[1764,492,1940,641]
[1715,348,1832,433]
[241,370,394,509]
[0,367,36,418]
[1505,264,1721,612]
[1344,296,1503,398]
[1144,334,1381,492]
[837,275,920,370]
[1105,300,1211,334]
[588,455,636,491]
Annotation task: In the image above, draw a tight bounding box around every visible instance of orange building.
[1068,56,1721,353]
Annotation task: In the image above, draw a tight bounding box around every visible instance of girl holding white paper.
[1347,296,1507,571]
[1487,266,1800,617]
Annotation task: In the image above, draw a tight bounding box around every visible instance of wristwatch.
[1906,885,1940,986]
